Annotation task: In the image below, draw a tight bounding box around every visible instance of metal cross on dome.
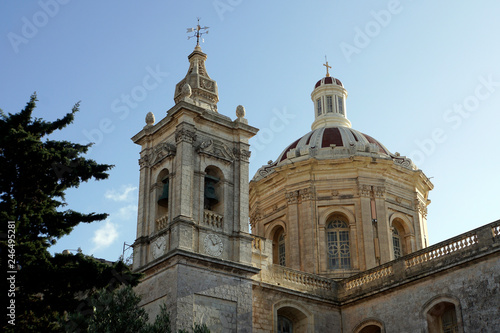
[187,18,209,46]
[323,56,332,77]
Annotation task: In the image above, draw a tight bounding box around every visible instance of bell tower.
[131,25,259,331]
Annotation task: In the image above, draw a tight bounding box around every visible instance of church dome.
[314,76,343,88]
[252,60,416,181]
[275,126,390,164]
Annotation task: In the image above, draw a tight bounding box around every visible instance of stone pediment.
[148,142,177,166]
[197,139,234,164]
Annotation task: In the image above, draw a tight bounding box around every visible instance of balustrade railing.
[249,221,499,296]
[343,221,499,293]
[493,222,500,238]
[204,210,223,228]
[269,265,335,293]
[156,215,168,231]
[344,265,393,290]
[405,232,478,268]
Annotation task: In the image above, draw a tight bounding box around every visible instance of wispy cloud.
[91,220,118,252]
[116,205,138,221]
[104,185,137,202]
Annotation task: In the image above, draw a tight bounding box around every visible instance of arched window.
[326,217,350,269]
[441,307,458,332]
[353,319,384,333]
[273,228,286,266]
[156,169,170,231]
[275,303,310,333]
[358,325,382,333]
[278,233,286,266]
[278,316,293,333]
[425,300,460,333]
[204,166,223,214]
[392,228,402,259]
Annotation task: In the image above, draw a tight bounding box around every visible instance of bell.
[204,175,219,209]
[157,178,169,207]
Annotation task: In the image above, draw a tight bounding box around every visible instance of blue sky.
[2,1,499,261]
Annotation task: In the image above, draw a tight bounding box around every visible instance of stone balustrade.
[405,231,478,269]
[493,223,500,238]
[344,265,393,290]
[267,264,336,295]
[203,210,223,228]
[341,220,500,296]
[250,221,499,300]
[156,215,168,231]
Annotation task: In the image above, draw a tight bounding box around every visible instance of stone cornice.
[132,101,258,147]
[136,248,260,277]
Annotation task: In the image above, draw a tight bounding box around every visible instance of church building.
[131,35,500,332]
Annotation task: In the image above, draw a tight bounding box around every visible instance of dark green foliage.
[0,94,141,332]
[66,286,207,333]
[84,286,149,333]
[149,304,172,333]
[192,323,211,333]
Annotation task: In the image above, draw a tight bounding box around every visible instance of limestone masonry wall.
[341,254,500,332]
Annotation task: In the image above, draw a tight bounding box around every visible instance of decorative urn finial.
[145,112,155,126]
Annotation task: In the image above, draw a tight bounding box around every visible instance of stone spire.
[310,60,351,130]
[173,45,219,112]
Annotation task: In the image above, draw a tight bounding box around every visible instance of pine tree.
[0,94,141,331]
[66,286,211,333]
[84,286,151,333]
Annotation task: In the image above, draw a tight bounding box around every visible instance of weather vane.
[323,56,332,77]
[186,17,209,46]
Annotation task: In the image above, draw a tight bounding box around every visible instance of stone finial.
[145,112,155,126]
[236,105,246,118]
[234,105,248,124]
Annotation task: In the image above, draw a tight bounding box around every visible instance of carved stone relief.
[175,128,197,144]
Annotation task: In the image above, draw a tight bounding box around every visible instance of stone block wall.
[252,284,341,332]
[341,254,500,332]
[136,257,254,332]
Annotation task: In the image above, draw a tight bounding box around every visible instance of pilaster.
[286,189,301,270]
[358,188,376,270]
